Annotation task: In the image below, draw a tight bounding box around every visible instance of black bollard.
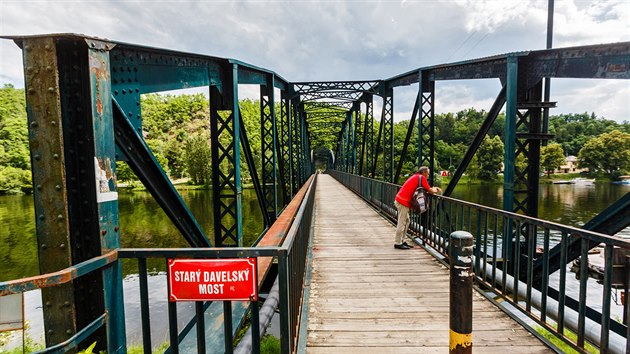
[449,231,473,354]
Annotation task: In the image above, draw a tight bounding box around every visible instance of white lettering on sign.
[168,258,258,302]
[198,283,225,294]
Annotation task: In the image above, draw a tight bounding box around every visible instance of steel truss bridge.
[0,34,629,353]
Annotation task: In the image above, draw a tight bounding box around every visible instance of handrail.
[329,169,629,354]
[0,250,118,296]
[0,174,318,353]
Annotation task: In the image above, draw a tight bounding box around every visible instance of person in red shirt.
[394,166,442,249]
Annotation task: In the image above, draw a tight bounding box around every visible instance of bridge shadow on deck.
[305,174,553,354]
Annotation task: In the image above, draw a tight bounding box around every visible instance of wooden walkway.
[305,174,553,353]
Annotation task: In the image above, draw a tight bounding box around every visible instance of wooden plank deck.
[305,174,553,353]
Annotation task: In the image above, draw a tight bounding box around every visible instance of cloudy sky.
[1,0,628,122]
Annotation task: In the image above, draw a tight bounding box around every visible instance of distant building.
[553,155,588,174]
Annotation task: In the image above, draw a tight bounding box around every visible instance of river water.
[1,182,628,348]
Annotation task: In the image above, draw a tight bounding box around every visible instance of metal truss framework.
[5,32,630,352]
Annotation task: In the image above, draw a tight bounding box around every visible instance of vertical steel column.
[345,111,353,173]
[22,36,78,348]
[209,64,242,246]
[22,36,125,351]
[301,109,308,181]
[382,88,394,182]
[279,94,292,200]
[513,83,549,217]
[418,73,436,184]
[260,77,278,222]
[85,39,126,353]
[364,97,375,178]
[542,0,555,145]
[290,98,300,194]
[354,105,362,176]
[502,56,518,214]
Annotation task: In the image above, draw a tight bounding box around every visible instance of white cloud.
[0,0,628,122]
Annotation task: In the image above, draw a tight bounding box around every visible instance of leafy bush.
[0,166,31,194]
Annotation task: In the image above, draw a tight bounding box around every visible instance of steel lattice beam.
[260,80,278,222]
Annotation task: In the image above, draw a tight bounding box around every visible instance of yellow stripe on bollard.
[449,329,472,352]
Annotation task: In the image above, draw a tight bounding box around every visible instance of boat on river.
[552,180,575,185]
[612,176,630,185]
[572,177,595,185]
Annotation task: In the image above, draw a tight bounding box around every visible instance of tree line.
[1,84,629,194]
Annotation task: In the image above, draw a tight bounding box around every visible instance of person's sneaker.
[394,243,411,250]
[402,241,414,248]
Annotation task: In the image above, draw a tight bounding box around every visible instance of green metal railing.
[329,170,630,354]
[0,175,317,354]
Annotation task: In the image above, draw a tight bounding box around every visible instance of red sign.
[168,258,257,302]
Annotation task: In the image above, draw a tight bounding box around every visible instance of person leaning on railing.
[393,166,442,250]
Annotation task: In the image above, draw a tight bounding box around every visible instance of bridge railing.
[0,174,317,354]
[329,170,630,354]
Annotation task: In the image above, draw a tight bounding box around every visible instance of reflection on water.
[450,183,630,238]
[0,188,264,282]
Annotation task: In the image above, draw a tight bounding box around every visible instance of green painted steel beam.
[502,56,518,213]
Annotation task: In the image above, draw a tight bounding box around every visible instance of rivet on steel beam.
[45,301,51,307]
[55,185,62,191]
[59,243,65,249]
[66,329,72,335]
[64,301,70,307]
[50,120,56,126]
[57,214,63,220]
[36,185,42,190]
[114,226,119,232]
[48,329,53,335]
[44,44,51,51]
[53,154,59,160]
[24,44,30,51]
[48,87,54,93]
[122,89,126,95]
[26,66,33,73]
[34,154,41,160]
[101,230,107,236]
[114,90,118,95]
[38,214,45,220]
[41,244,47,249]
[46,66,52,72]
[30,121,38,128]
[28,88,36,94]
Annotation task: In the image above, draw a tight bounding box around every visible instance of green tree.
[475,136,504,180]
[0,84,29,170]
[184,132,212,185]
[578,130,630,176]
[541,143,565,175]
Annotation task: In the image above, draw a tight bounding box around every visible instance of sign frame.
[167,258,258,302]
[0,292,24,332]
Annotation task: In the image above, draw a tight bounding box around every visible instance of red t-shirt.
[395,173,430,208]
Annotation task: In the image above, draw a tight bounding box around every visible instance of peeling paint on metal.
[94,157,118,203]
